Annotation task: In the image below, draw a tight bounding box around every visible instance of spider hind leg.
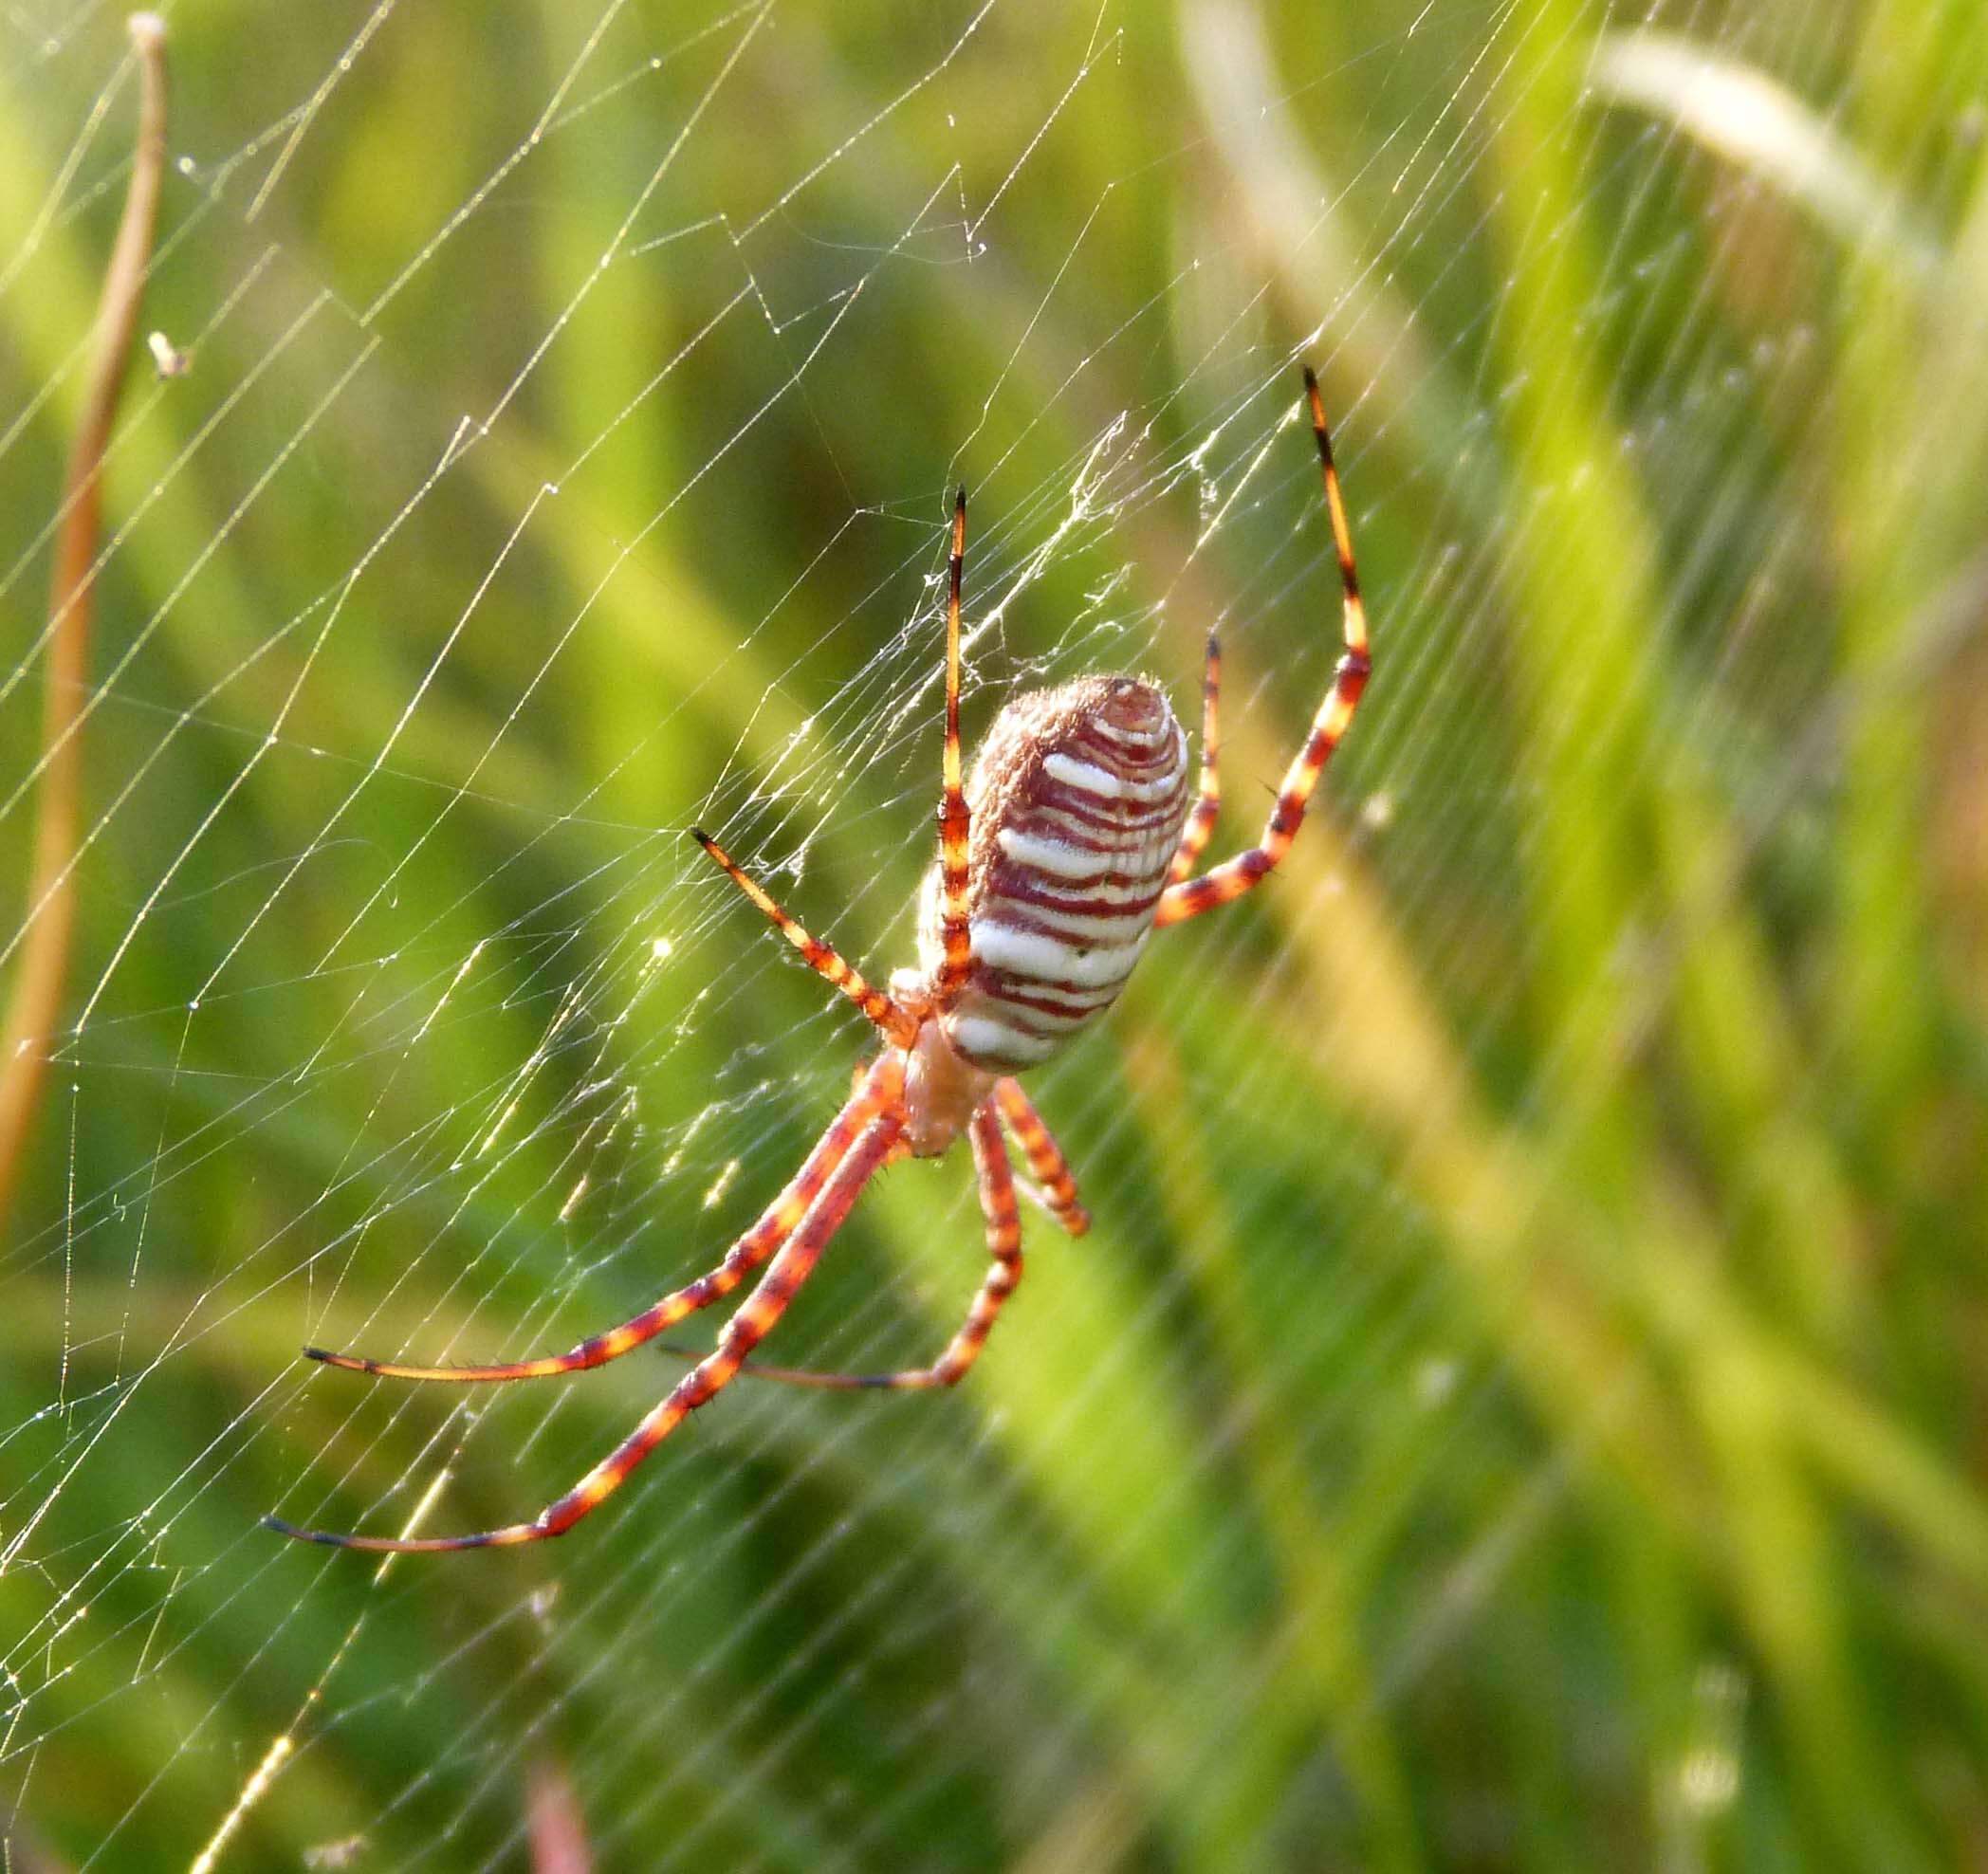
[270,1082,911,1552]
[993,1078,1088,1236]
[660,1103,1026,1392]
[300,1058,904,1386]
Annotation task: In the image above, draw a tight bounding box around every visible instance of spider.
[267,366,1371,1552]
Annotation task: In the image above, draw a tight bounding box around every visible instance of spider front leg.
[1155,366,1371,928]
[932,486,974,1000]
[667,1103,1025,1392]
[268,1079,910,1552]
[693,829,916,1046]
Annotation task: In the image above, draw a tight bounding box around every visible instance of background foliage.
[4,0,1988,1867]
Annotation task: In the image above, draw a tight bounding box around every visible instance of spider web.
[5,0,1986,1866]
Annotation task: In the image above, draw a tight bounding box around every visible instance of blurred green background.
[4,0,1988,1866]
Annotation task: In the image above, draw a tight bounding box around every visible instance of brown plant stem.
[525,1758,594,1874]
[0,14,169,1235]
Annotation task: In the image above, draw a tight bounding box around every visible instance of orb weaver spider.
[267,365,1371,1552]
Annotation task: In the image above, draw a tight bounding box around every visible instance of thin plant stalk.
[0,13,169,1233]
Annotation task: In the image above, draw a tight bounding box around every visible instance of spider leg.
[666,1102,1022,1391]
[1165,629,1222,886]
[1154,365,1371,928]
[301,1055,905,1384]
[267,1095,909,1552]
[992,1077,1089,1237]
[932,487,974,1001]
[692,830,916,1046]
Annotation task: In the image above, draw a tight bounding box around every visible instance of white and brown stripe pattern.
[920,674,1191,1072]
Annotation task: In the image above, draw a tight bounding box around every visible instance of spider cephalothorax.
[269,366,1371,1552]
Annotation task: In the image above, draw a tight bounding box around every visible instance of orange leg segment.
[1167,629,1222,887]
[268,1093,909,1552]
[300,1056,904,1384]
[692,829,916,1045]
[689,1102,1023,1391]
[1155,365,1371,928]
[932,487,974,1000]
[992,1077,1089,1237]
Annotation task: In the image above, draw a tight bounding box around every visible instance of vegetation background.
[3,0,1987,1867]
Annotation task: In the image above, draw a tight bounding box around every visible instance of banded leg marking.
[672,1103,1023,1392]
[302,1056,903,1384]
[1154,365,1371,928]
[692,829,915,1045]
[267,1097,909,1552]
[933,487,974,1000]
[993,1077,1089,1237]
[1167,629,1222,886]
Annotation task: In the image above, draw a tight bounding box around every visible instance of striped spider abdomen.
[920,674,1190,1072]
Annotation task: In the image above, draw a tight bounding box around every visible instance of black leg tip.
[301,1345,331,1364]
[1301,362,1319,392]
[690,826,713,849]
